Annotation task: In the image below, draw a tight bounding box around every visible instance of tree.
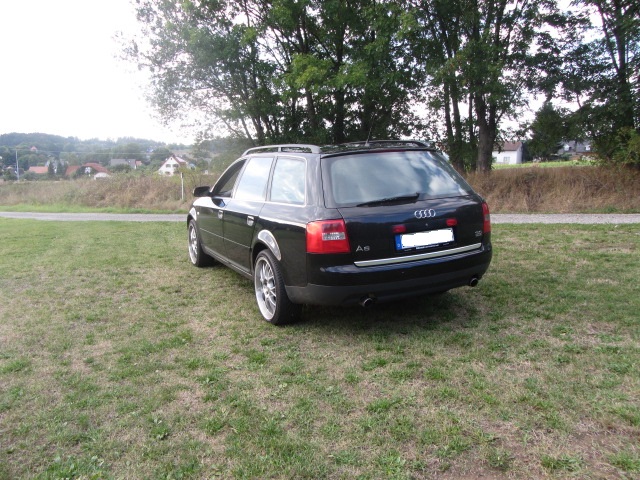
[0,146,11,169]
[558,0,639,160]
[128,0,284,145]
[127,0,419,145]
[528,102,568,161]
[113,143,143,162]
[411,0,565,172]
[150,146,173,165]
[587,0,638,129]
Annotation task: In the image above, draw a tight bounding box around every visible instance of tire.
[254,250,302,325]
[188,219,213,267]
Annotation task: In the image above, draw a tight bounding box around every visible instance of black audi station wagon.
[187,140,492,324]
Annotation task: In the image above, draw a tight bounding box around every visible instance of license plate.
[395,228,454,251]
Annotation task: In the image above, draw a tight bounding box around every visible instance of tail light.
[482,202,491,233]
[306,219,350,253]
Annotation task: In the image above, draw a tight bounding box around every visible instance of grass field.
[0,219,639,479]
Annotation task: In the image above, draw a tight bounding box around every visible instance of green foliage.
[611,128,640,167]
[149,146,173,165]
[608,450,640,472]
[112,142,144,162]
[129,0,419,145]
[540,454,583,472]
[528,102,568,161]
[385,0,565,172]
[558,0,639,161]
[122,0,638,173]
[0,132,173,169]
[111,164,132,173]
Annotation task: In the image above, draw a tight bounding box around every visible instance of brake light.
[306,220,351,253]
[482,202,491,233]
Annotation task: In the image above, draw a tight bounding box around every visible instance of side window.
[234,157,273,201]
[212,160,245,197]
[270,158,306,205]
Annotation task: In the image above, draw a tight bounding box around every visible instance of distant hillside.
[0,132,186,152]
[0,132,193,171]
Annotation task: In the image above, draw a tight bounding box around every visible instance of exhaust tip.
[469,276,480,287]
[360,296,376,308]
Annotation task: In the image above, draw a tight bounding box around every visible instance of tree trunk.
[306,90,319,134]
[475,95,495,173]
[333,89,346,144]
[451,85,465,172]
[443,83,456,162]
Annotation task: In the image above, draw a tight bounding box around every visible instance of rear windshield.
[322,150,474,207]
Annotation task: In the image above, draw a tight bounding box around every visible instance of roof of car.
[242,140,437,157]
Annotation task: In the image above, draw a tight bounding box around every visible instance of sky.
[0,0,193,144]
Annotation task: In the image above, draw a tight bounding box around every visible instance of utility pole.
[16,149,19,181]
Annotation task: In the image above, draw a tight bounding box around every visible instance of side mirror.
[193,186,211,197]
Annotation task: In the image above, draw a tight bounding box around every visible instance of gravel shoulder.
[1,211,640,223]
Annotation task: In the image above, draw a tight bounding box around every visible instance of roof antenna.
[365,121,374,146]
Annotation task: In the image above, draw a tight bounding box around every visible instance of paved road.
[0,212,184,222]
[2,211,640,224]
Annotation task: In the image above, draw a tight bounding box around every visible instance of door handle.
[247,215,255,226]
[217,210,224,219]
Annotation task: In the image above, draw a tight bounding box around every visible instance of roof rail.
[242,140,435,156]
[342,140,433,148]
[321,139,436,154]
[242,144,322,155]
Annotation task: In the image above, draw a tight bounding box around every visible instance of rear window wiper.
[356,193,420,207]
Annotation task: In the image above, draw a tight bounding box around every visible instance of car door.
[198,160,245,258]
[222,156,273,273]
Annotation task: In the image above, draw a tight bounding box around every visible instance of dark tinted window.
[234,157,273,201]
[212,160,245,197]
[270,157,306,205]
[323,151,473,207]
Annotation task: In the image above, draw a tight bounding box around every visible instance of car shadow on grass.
[292,289,482,334]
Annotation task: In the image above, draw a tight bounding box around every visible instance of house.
[27,159,67,176]
[110,158,142,169]
[557,141,592,159]
[66,165,81,176]
[66,163,110,178]
[79,163,110,176]
[158,155,188,176]
[492,141,524,165]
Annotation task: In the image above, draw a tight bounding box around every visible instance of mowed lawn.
[0,219,638,479]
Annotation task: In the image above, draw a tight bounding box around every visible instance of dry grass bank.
[0,171,218,213]
[0,166,638,213]
[467,166,640,213]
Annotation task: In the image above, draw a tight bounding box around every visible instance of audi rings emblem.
[414,209,437,219]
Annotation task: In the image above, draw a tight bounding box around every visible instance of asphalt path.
[1,211,640,224]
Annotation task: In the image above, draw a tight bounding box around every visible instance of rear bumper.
[286,245,492,306]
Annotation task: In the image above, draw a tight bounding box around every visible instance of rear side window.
[234,157,273,201]
[270,157,306,205]
[323,151,473,207]
[212,160,245,197]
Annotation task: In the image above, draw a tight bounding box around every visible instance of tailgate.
[338,196,484,265]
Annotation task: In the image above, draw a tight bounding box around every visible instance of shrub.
[611,128,640,168]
